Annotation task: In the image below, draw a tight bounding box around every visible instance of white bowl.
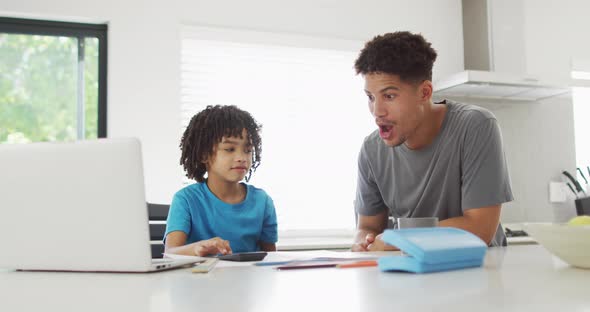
[524,223,590,269]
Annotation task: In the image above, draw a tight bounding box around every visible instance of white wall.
[494,0,590,222]
[522,0,590,81]
[522,1,590,217]
[446,0,588,223]
[1,0,464,203]
[464,97,577,223]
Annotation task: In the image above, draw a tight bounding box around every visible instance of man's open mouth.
[379,125,394,139]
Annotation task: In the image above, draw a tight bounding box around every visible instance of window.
[572,58,590,173]
[0,17,107,143]
[573,86,590,167]
[180,27,373,233]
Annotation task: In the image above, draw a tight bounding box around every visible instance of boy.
[165,105,278,256]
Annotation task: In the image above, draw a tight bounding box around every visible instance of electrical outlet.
[549,182,568,203]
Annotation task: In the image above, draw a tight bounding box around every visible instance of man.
[351,31,513,251]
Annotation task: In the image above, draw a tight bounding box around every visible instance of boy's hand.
[193,237,232,256]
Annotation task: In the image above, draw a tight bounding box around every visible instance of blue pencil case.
[378,227,487,273]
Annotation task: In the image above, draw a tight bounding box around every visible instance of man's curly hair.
[180,105,262,183]
[354,31,438,83]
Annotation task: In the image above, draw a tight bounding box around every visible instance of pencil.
[336,260,378,269]
[275,263,337,270]
[254,260,293,266]
[192,258,219,273]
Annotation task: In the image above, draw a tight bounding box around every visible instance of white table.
[1,245,588,312]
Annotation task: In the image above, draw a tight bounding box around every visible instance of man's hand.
[352,211,389,252]
[351,233,376,252]
[367,233,398,251]
[193,237,232,256]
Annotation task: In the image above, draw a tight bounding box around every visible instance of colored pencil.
[336,260,378,268]
[275,263,337,270]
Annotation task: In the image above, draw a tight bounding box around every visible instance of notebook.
[0,138,199,272]
[378,227,487,273]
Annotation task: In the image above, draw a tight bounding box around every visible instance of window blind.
[180,27,373,232]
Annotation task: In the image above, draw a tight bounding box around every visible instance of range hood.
[434,0,571,102]
[434,70,570,101]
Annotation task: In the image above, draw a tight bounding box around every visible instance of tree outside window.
[0,18,106,143]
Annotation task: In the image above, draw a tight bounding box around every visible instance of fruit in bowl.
[524,219,590,269]
[568,215,590,226]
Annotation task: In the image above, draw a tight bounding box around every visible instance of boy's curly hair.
[354,31,438,83]
[180,105,262,183]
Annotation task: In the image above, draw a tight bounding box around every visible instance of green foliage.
[84,37,99,139]
[0,33,99,143]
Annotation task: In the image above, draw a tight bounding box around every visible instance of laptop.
[0,138,199,272]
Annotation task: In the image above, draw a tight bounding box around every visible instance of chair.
[148,203,169,259]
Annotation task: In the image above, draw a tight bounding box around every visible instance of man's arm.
[351,210,388,252]
[455,117,510,245]
[439,204,501,245]
[365,205,500,250]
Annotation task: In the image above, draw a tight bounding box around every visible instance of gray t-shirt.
[354,100,513,247]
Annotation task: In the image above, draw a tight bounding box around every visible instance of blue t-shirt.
[164,182,278,253]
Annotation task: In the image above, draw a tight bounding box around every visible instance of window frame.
[0,16,108,138]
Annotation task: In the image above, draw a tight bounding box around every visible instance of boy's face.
[363,72,430,147]
[205,129,253,183]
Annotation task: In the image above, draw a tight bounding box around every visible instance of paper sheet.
[163,250,393,269]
